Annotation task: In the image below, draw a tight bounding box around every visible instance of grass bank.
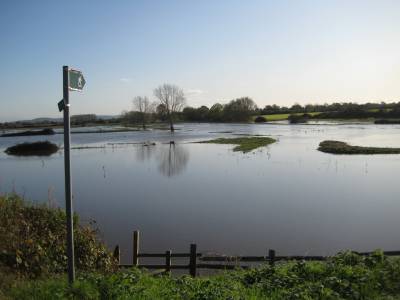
[198,137,276,153]
[6,251,400,299]
[318,140,400,155]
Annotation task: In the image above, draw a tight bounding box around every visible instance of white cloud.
[184,89,204,96]
[120,77,133,83]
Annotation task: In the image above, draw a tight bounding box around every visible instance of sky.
[0,0,399,121]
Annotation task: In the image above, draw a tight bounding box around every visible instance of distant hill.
[97,115,119,120]
[29,117,63,123]
[17,115,119,124]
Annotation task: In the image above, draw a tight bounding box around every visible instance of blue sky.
[0,0,399,121]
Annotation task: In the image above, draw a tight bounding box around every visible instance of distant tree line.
[121,96,258,126]
[182,97,257,122]
[3,97,400,131]
[181,101,400,122]
[259,102,400,116]
[121,96,400,126]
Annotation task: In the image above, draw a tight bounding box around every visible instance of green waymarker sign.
[69,69,86,91]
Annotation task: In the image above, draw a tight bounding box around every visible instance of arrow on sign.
[58,99,65,112]
[68,69,86,91]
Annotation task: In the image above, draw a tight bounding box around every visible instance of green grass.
[5,251,400,299]
[367,108,393,113]
[198,137,276,152]
[253,112,321,122]
[318,140,400,155]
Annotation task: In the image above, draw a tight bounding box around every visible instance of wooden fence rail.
[114,230,400,277]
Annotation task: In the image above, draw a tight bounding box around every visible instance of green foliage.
[254,116,267,123]
[6,251,400,299]
[222,97,257,122]
[0,194,117,279]
[288,113,311,124]
[182,98,257,122]
[318,140,400,155]
[198,137,276,153]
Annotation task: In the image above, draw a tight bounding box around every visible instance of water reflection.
[157,143,189,177]
[135,143,155,162]
[134,142,190,177]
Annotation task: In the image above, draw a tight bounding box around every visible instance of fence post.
[166,250,172,273]
[268,249,275,266]
[113,245,120,264]
[189,243,197,277]
[133,230,140,267]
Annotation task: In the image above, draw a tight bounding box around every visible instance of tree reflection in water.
[135,143,155,162]
[135,143,189,177]
[157,143,189,177]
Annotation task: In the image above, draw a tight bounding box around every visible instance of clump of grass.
[198,137,276,153]
[5,141,59,156]
[318,140,400,154]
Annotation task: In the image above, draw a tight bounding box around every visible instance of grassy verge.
[6,251,400,299]
[253,112,321,122]
[318,140,400,154]
[198,137,276,153]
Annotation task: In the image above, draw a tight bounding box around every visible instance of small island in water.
[198,136,276,153]
[5,141,59,156]
[318,140,400,155]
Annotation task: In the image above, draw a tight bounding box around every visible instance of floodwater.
[1,123,400,263]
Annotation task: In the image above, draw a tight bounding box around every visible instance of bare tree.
[153,84,186,132]
[132,96,154,129]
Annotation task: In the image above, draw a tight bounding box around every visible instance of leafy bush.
[288,113,311,124]
[0,194,117,278]
[254,116,267,123]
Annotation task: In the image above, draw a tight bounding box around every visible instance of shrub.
[254,116,267,123]
[288,113,311,124]
[0,194,117,278]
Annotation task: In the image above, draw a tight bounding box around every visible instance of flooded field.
[1,123,400,263]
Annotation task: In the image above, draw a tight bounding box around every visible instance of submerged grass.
[318,140,400,155]
[198,137,276,153]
